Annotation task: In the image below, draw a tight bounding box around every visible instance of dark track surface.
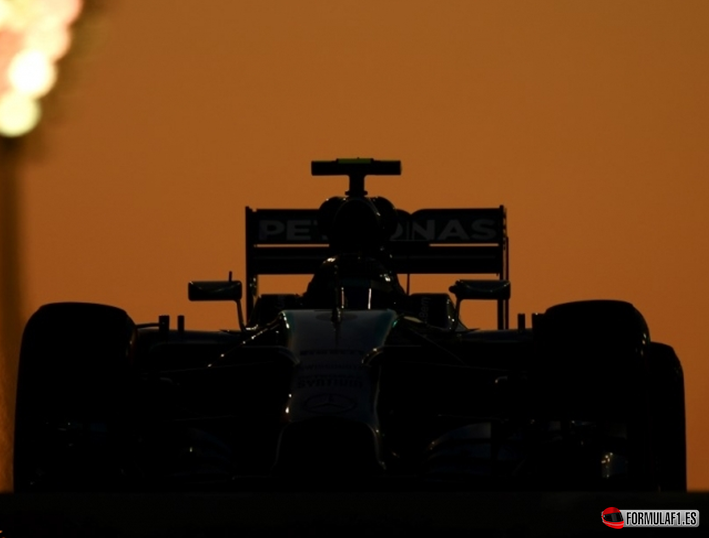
[0,491,706,537]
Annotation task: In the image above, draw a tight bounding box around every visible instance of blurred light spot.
[0,30,22,69]
[1,0,30,32]
[8,48,56,96]
[24,22,71,60]
[0,90,41,136]
[0,0,83,136]
[0,1,12,28]
[42,0,83,26]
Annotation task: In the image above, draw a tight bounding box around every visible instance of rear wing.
[245,206,508,325]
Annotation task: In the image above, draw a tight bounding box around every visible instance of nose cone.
[273,417,384,479]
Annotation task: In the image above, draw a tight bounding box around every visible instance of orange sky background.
[2,0,708,490]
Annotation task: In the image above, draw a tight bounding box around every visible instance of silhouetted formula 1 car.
[14,159,686,492]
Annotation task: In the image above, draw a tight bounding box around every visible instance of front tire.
[647,342,686,491]
[529,300,656,489]
[14,302,136,491]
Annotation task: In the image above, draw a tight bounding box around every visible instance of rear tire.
[14,302,136,491]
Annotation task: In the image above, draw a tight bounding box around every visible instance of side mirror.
[449,279,511,330]
[188,280,242,302]
[449,279,510,301]
[188,279,244,330]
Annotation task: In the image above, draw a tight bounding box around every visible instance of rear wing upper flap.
[245,205,509,326]
[246,205,507,278]
[247,207,506,245]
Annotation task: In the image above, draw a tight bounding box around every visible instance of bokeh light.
[0,1,11,28]
[8,49,57,96]
[25,21,72,60]
[0,90,41,136]
[0,0,83,137]
[42,0,82,26]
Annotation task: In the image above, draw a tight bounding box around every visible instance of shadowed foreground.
[0,491,706,537]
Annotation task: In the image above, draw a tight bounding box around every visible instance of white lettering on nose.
[259,220,285,240]
[287,219,312,241]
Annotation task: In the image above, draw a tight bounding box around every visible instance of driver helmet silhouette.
[304,194,406,310]
[601,507,624,529]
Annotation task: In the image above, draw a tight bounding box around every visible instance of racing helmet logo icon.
[602,507,624,529]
